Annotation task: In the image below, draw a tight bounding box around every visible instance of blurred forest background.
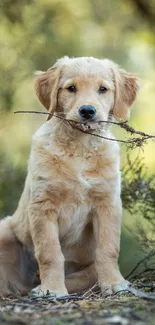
[0,0,155,278]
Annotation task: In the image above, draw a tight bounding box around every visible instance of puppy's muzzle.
[78,105,96,121]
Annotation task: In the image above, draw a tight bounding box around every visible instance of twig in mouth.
[14,110,155,147]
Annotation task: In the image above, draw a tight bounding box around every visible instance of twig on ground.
[126,251,155,280]
[82,282,99,298]
[128,286,155,300]
[114,287,155,300]
[30,293,84,303]
[133,282,155,289]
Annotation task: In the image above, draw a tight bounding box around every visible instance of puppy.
[0,57,139,297]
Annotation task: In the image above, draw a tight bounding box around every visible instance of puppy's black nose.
[78,105,96,120]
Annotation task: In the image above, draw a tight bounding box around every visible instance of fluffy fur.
[0,57,139,297]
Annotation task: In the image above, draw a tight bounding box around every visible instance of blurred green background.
[0,0,155,277]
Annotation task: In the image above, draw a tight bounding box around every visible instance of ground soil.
[0,272,155,325]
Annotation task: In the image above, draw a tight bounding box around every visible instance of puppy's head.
[34,57,139,129]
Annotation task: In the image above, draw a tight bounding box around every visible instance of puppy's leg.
[65,263,97,294]
[93,199,129,296]
[0,217,28,296]
[29,203,68,297]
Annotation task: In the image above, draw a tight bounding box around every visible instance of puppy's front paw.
[30,285,68,299]
[101,280,130,296]
[112,280,130,293]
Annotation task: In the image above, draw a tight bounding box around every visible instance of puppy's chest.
[58,147,115,190]
[53,147,117,244]
[51,146,117,214]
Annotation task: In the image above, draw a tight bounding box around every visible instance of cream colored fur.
[0,57,139,297]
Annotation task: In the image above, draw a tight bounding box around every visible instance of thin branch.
[133,282,155,289]
[14,110,155,147]
[128,286,155,300]
[126,251,155,280]
[82,282,99,298]
[129,0,155,27]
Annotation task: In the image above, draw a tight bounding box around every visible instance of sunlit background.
[0,0,155,277]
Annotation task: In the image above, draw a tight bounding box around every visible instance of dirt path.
[0,290,155,325]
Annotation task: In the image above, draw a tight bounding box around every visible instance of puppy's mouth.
[71,121,102,132]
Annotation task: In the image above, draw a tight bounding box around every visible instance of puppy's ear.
[112,67,140,120]
[34,65,61,118]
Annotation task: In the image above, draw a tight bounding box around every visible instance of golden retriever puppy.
[0,57,139,297]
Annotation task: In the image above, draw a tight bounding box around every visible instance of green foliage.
[121,154,155,273]
[122,155,155,225]
[0,152,26,216]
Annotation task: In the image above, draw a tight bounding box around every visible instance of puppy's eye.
[67,85,76,93]
[99,86,108,94]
